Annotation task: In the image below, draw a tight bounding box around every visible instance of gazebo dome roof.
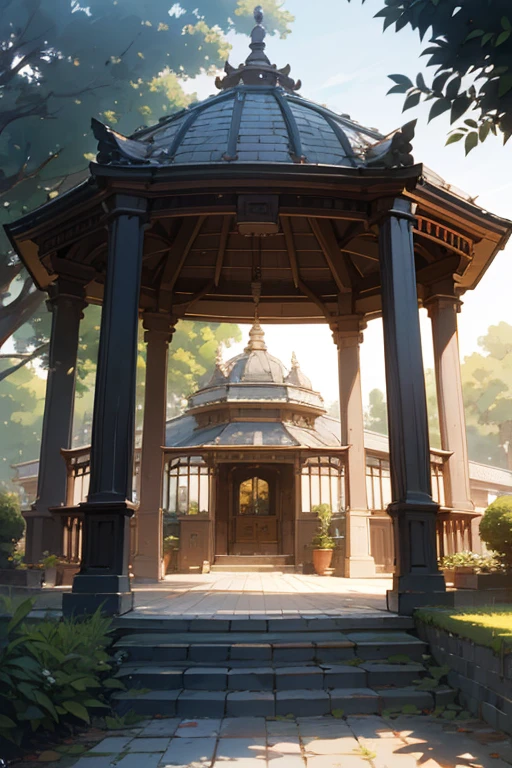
[186,320,324,413]
[92,8,416,172]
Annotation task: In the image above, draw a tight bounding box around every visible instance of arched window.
[239,476,270,516]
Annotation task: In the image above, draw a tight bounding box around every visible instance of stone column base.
[387,586,454,615]
[344,555,376,578]
[23,512,61,563]
[63,574,134,617]
[131,554,162,582]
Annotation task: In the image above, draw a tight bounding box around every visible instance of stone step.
[214,555,294,565]
[114,630,427,665]
[113,686,434,718]
[113,615,415,634]
[117,661,426,691]
[210,565,296,572]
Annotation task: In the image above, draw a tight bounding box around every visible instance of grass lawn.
[415,604,512,653]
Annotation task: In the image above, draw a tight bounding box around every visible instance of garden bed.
[415,606,512,735]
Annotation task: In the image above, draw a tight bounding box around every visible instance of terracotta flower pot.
[312,548,333,576]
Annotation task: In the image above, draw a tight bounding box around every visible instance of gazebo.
[6,8,511,615]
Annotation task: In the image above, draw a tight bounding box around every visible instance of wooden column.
[426,293,474,512]
[378,198,446,615]
[331,316,375,577]
[25,279,86,563]
[63,195,148,617]
[132,313,175,581]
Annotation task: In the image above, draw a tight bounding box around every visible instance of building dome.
[92,9,415,172]
[223,319,287,384]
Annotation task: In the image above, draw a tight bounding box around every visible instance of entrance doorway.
[232,467,277,555]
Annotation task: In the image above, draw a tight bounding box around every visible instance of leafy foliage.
[0,597,122,748]
[353,0,512,151]
[480,496,512,568]
[415,604,512,653]
[0,491,25,569]
[311,503,335,549]
[439,550,504,572]
[0,0,293,371]
[462,322,512,470]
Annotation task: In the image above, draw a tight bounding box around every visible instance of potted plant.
[438,554,456,586]
[163,535,180,574]
[0,492,42,587]
[478,496,512,588]
[311,503,335,576]
[450,551,482,589]
[40,551,60,587]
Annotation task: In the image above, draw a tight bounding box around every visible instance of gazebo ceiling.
[5,8,511,324]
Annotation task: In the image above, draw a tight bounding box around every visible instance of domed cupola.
[285,352,312,390]
[225,319,287,384]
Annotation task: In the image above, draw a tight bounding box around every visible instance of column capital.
[424,294,463,318]
[142,312,176,343]
[102,194,149,220]
[372,197,417,225]
[46,278,87,312]
[330,315,366,349]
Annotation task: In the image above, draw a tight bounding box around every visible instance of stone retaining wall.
[416,620,512,735]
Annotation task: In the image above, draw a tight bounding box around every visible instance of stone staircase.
[211,555,295,573]
[111,616,449,718]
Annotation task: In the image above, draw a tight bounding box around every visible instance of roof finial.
[215,5,301,91]
[246,6,270,67]
[291,351,299,369]
[245,308,267,352]
[215,343,225,372]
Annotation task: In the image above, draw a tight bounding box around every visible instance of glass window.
[164,456,210,515]
[301,457,345,514]
[239,477,270,516]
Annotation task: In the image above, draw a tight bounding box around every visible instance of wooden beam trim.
[159,216,205,291]
[214,215,232,286]
[308,217,352,293]
[281,216,300,289]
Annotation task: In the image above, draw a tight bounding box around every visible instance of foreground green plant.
[480,496,512,569]
[416,605,512,654]
[311,503,335,550]
[0,492,25,569]
[0,597,124,749]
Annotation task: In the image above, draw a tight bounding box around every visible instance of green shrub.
[163,535,179,553]
[311,503,335,550]
[480,496,512,569]
[0,492,25,569]
[0,597,124,749]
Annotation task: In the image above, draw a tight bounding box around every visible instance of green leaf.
[465,29,484,41]
[499,74,512,97]
[501,16,511,31]
[17,705,45,721]
[465,131,479,155]
[62,701,90,723]
[442,709,457,720]
[7,599,34,634]
[0,715,16,728]
[479,122,491,142]
[402,704,421,714]
[464,119,478,128]
[332,708,345,718]
[416,677,439,690]
[451,95,471,124]
[82,699,110,709]
[388,74,413,88]
[388,83,410,95]
[428,99,450,122]
[430,665,450,679]
[102,678,125,689]
[416,72,427,91]
[495,30,510,46]
[387,654,411,664]
[446,132,464,145]
[34,690,59,722]
[403,91,421,111]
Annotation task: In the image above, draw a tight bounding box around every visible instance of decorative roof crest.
[245,311,268,352]
[215,6,301,91]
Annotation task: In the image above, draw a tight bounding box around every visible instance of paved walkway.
[130,573,392,618]
[19,714,512,768]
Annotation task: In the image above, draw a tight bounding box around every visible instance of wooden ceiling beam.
[281,216,299,289]
[159,216,205,292]
[308,217,352,294]
[214,215,232,287]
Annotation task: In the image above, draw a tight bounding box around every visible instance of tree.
[0,0,293,372]
[355,0,512,152]
[364,388,388,435]
[461,321,512,469]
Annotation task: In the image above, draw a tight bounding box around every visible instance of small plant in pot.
[40,551,61,587]
[311,503,335,576]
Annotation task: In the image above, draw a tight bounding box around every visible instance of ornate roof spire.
[215,343,226,374]
[245,311,268,352]
[215,6,301,91]
[291,351,299,369]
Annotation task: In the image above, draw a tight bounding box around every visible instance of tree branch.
[0,342,49,382]
[0,285,45,348]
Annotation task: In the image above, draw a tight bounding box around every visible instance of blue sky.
[187,0,512,406]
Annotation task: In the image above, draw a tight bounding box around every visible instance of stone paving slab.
[15,712,512,768]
